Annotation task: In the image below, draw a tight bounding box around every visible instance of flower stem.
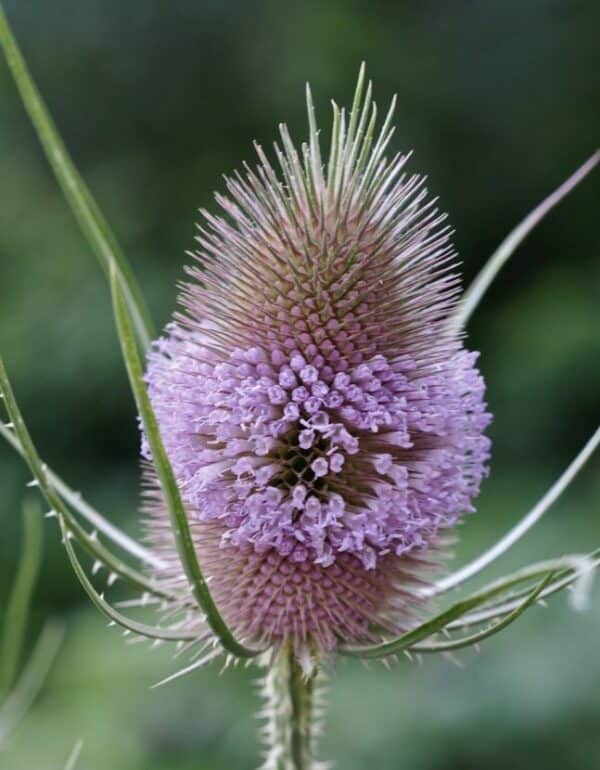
[288,650,315,769]
[260,645,321,770]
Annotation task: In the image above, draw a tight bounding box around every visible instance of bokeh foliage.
[0,1,599,768]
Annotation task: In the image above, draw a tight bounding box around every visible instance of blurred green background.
[0,1,599,768]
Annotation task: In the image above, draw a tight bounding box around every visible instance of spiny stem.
[260,646,324,770]
[288,649,315,770]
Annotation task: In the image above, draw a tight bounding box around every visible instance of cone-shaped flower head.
[142,71,492,660]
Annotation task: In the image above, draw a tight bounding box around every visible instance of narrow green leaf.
[0,498,43,696]
[450,550,600,629]
[0,620,64,746]
[0,4,155,351]
[451,151,599,332]
[428,425,600,597]
[61,509,179,602]
[411,572,555,653]
[110,266,262,659]
[338,559,592,659]
[0,421,164,569]
[58,518,199,642]
[0,360,172,601]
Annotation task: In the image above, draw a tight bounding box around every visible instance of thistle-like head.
[142,68,492,662]
[1,11,598,768]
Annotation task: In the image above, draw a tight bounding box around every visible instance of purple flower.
[142,79,491,658]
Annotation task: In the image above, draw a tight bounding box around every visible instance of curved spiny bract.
[141,72,491,665]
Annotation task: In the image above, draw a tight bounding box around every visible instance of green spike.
[346,62,366,149]
[305,83,325,195]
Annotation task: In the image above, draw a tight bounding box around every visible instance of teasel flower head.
[2,13,599,769]
[141,70,492,664]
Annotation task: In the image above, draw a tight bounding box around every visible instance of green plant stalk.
[339,558,587,659]
[451,151,599,333]
[262,646,319,770]
[288,651,316,770]
[0,362,172,602]
[0,499,43,696]
[0,3,155,351]
[410,571,555,653]
[0,421,164,569]
[110,266,262,659]
[58,517,199,642]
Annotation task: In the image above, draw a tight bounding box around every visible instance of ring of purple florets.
[144,333,491,571]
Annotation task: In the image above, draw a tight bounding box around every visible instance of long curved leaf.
[426,425,600,597]
[338,558,593,659]
[410,572,555,653]
[0,421,164,569]
[110,267,262,659]
[448,550,600,629]
[58,517,200,643]
[451,152,599,332]
[0,361,172,601]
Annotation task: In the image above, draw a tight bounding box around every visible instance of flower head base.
[142,74,491,656]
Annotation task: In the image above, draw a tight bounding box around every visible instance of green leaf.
[451,151,599,332]
[0,4,155,351]
[0,498,43,696]
[411,572,555,653]
[0,361,173,601]
[58,517,199,642]
[0,421,163,569]
[428,425,600,597]
[338,556,597,660]
[110,266,263,659]
[449,550,600,630]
